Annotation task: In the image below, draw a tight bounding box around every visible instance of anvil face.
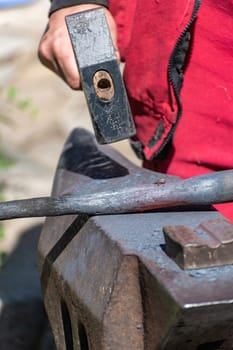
[39,128,233,350]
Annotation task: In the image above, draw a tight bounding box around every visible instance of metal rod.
[0,170,232,220]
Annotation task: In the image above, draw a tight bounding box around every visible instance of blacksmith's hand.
[38,4,119,90]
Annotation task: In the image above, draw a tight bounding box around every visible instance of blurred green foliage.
[0,152,14,169]
[0,86,39,270]
[0,86,39,121]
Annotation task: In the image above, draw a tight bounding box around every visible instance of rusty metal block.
[163,218,233,269]
[39,128,233,350]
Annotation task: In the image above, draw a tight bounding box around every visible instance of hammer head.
[66,8,136,144]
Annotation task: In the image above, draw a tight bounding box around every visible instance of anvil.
[0,129,232,221]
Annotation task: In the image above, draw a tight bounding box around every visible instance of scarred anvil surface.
[39,128,233,350]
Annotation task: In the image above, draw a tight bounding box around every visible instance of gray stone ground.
[0,1,140,348]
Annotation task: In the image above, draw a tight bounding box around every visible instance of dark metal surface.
[164,218,233,269]
[38,128,233,350]
[65,8,136,144]
[0,163,232,220]
[0,128,232,220]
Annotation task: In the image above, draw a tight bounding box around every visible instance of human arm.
[38,2,118,90]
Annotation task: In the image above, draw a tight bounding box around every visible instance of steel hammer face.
[66,8,136,144]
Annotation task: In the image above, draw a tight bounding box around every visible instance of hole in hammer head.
[97,77,112,90]
[93,70,114,101]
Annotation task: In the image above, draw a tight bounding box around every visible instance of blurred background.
[0,1,139,348]
[0,0,139,262]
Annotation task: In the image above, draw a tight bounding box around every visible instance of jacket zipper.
[151,0,202,161]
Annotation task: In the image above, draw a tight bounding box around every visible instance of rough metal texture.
[39,128,233,350]
[164,218,233,269]
[66,9,135,144]
[66,8,115,68]
[0,168,233,219]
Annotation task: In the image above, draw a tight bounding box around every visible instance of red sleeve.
[49,0,108,16]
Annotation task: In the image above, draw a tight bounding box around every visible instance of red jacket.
[108,0,233,221]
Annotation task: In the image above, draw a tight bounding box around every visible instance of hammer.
[65,8,136,144]
[0,169,232,220]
